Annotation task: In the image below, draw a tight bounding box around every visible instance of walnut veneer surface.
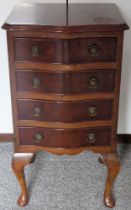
[2,3,129,208]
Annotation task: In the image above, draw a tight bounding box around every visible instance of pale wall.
[0,0,131,133]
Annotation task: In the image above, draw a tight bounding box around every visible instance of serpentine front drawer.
[19,126,112,147]
[17,99,113,122]
[14,37,117,63]
[16,70,115,94]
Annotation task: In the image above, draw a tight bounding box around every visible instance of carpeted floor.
[0,143,131,210]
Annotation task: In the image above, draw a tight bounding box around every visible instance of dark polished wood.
[19,126,112,147]
[14,37,116,63]
[17,99,113,122]
[12,153,36,206]
[16,70,115,94]
[99,153,120,208]
[16,92,114,101]
[1,132,130,144]
[2,4,128,32]
[16,145,112,154]
[15,62,117,71]
[2,3,129,208]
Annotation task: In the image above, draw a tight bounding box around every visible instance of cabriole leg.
[99,153,120,208]
[12,153,36,207]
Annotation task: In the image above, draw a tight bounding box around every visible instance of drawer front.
[19,127,112,147]
[14,38,116,63]
[16,70,115,94]
[17,99,113,122]
[14,38,63,63]
[68,38,116,63]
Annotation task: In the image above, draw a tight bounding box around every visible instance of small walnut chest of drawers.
[2,3,129,208]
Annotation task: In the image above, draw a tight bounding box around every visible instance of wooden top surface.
[2,3,129,32]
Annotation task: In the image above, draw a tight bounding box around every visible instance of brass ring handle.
[88,44,100,56]
[32,77,40,88]
[34,132,44,143]
[31,45,40,57]
[88,106,97,117]
[33,107,42,117]
[88,77,98,89]
[87,133,96,143]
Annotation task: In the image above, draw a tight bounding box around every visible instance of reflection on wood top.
[2,3,129,32]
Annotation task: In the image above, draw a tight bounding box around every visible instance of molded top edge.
[2,3,129,32]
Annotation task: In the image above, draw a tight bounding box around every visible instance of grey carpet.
[0,143,131,210]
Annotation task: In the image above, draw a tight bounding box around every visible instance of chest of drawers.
[2,3,129,208]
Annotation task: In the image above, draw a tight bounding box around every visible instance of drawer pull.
[88,44,100,56]
[32,77,40,88]
[88,77,98,88]
[87,133,96,143]
[34,133,44,143]
[33,107,42,117]
[31,45,39,57]
[88,106,97,117]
